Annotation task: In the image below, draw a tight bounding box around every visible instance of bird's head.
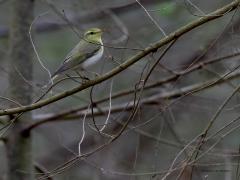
[84,28,103,43]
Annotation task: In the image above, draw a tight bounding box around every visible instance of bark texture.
[6,0,35,180]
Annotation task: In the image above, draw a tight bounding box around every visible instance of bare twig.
[136,0,167,36]
[29,11,53,85]
[78,104,90,155]
[100,79,113,132]
[0,0,238,116]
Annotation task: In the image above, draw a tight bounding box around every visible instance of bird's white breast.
[82,44,104,68]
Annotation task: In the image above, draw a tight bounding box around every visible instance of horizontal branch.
[0,0,239,116]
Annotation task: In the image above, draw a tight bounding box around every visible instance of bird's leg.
[83,69,100,78]
[74,70,90,81]
[65,74,81,84]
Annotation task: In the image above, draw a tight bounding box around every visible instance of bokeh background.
[1,0,240,179]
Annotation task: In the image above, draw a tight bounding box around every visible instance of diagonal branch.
[27,50,240,124]
[0,0,239,117]
[24,67,240,132]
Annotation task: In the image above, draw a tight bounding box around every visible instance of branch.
[29,51,240,124]
[36,68,240,180]
[24,67,240,131]
[34,162,53,180]
[0,0,239,116]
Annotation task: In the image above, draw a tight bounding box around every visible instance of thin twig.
[0,0,238,116]
[78,104,90,155]
[184,0,205,16]
[136,0,167,36]
[100,79,113,132]
[29,11,53,85]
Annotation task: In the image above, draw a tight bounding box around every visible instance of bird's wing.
[64,40,101,63]
[51,41,101,77]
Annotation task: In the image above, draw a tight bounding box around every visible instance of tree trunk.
[6,0,35,180]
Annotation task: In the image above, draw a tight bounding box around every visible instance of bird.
[51,27,104,81]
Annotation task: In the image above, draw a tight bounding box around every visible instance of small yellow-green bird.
[51,28,103,80]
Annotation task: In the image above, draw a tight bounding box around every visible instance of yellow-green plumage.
[51,28,103,80]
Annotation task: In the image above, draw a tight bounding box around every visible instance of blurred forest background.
[0,0,240,180]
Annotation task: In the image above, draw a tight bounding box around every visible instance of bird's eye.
[90,32,94,35]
